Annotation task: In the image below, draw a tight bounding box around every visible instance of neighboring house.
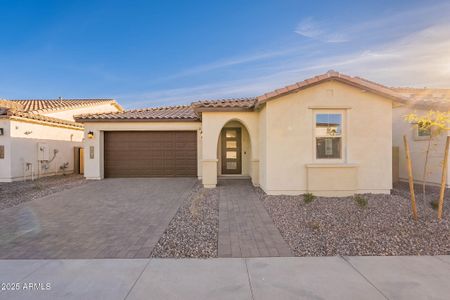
[392,88,450,187]
[0,98,122,182]
[76,71,409,196]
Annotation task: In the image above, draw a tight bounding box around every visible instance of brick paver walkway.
[0,178,196,259]
[218,179,293,257]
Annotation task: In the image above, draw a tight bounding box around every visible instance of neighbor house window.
[315,112,343,160]
[417,123,431,137]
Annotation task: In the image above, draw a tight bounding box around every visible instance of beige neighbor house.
[75,71,413,196]
[0,98,122,182]
[393,88,450,187]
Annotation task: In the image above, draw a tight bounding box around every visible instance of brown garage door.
[104,131,197,178]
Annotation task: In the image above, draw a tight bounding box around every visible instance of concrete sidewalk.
[1,256,449,300]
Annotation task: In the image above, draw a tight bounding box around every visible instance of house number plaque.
[89,146,94,159]
[0,145,4,159]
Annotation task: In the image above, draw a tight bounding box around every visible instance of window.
[413,121,431,141]
[315,112,343,160]
[417,122,431,137]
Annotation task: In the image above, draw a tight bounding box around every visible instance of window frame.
[413,123,431,141]
[313,110,346,163]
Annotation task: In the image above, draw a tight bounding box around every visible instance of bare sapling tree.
[405,110,450,210]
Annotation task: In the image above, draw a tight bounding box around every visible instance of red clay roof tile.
[75,105,199,121]
[8,98,120,113]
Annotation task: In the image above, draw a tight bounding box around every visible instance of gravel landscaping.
[151,182,219,258]
[257,186,450,256]
[0,174,86,210]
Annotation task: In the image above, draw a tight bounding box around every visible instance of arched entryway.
[217,120,252,177]
[200,112,259,188]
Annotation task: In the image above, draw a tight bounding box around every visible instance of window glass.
[226,141,237,148]
[315,113,343,159]
[316,137,341,159]
[226,162,237,169]
[418,127,431,137]
[315,114,342,136]
[226,151,237,159]
[226,130,237,138]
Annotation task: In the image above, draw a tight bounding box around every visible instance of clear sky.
[1,0,450,109]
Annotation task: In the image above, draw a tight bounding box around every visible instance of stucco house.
[75,71,411,196]
[393,88,450,187]
[0,98,122,182]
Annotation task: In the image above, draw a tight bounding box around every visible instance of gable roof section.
[256,70,409,107]
[8,98,122,113]
[75,71,443,123]
[74,105,199,122]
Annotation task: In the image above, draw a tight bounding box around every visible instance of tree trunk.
[404,135,418,220]
[422,137,432,208]
[438,136,450,220]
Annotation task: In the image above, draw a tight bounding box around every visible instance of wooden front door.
[221,128,242,174]
[79,148,84,174]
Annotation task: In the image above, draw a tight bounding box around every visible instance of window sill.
[413,136,431,141]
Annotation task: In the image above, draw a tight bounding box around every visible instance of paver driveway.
[0,178,197,259]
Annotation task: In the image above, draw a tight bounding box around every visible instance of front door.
[221,128,242,174]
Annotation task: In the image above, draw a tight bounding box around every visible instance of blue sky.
[1,0,450,109]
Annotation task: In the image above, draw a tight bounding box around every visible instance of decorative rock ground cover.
[257,186,449,256]
[151,183,219,258]
[0,174,86,210]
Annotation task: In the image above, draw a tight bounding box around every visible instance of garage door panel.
[104,131,197,178]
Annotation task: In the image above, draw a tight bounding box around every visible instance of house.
[392,88,450,187]
[0,98,122,182]
[75,71,411,196]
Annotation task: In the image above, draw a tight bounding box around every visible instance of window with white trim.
[314,112,343,160]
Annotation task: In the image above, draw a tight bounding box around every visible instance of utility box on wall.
[38,143,50,161]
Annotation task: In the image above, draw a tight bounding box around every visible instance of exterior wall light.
[87,131,94,139]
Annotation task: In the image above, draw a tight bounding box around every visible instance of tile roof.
[192,98,257,110]
[74,105,199,121]
[2,110,83,129]
[0,99,24,112]
[392,87,450,108]
[256,70,408,106]
[0,98,119,129]
[8,98,120,113]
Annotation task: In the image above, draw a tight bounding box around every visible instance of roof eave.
[3,115,83,130]
[75,118,201,123]
[12,99,119,114]
[193,107,255,113]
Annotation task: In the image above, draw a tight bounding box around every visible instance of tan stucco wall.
[82,121,202,180]
[393,106,450,187]
[42,103,120,121]
[264,81,393,195]
[0,119,83,182]
[258,106,267,190]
